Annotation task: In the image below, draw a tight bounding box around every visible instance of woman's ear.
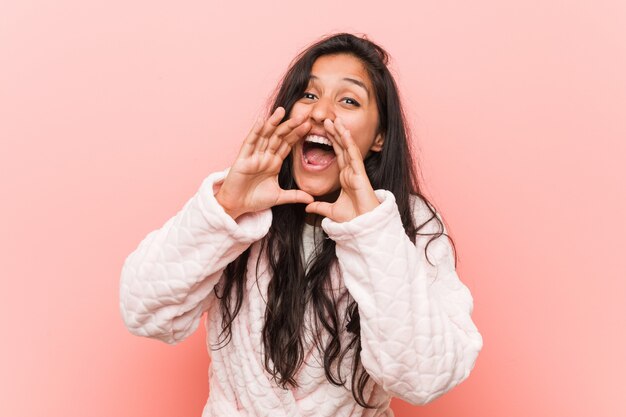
[370,132,384,152]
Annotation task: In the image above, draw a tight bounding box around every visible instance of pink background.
[1,1,625,416]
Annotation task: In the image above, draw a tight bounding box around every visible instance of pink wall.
[1,1,624,416]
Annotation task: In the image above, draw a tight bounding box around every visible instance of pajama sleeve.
[321,190,483,405]
[119,168,272,345]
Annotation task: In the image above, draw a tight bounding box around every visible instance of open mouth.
[302,135,336,169]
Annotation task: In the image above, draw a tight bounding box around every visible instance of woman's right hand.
[215,106,313,220]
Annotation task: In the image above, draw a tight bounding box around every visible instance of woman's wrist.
[355,190,381,216]
[214,189,244,220]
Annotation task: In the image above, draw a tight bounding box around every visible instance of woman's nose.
[309,97,334,124]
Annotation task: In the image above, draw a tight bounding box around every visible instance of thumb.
[275,189,314,206]
[305,201,334,219]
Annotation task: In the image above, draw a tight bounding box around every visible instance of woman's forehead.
[309,54,372,96]
[311,55,369,81]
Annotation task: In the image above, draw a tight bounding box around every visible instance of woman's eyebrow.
[309,75,370,99]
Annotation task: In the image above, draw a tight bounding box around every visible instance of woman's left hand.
[305,118,380,222]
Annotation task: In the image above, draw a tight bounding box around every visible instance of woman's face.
[289,53,384,199]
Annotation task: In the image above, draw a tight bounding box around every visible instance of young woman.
[119,32,483,417]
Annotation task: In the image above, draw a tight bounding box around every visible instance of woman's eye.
[302,93,359,107]
[342,97,360,107]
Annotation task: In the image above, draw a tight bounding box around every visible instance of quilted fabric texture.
[119,168,483,417]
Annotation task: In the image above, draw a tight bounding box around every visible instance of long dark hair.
[214,33,455,408]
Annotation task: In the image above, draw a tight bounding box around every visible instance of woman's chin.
[313,188,341,202]
[297,182,340,202]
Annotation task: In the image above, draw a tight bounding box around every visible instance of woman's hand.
[215,107,314,220]
[305,118,380,222]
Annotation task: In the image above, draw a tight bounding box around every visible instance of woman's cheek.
[290,102,308,119]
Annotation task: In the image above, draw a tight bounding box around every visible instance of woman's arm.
[321,190,483,405]
[119,168,272,345]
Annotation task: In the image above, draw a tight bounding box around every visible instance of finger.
[346,137,365,165]
[334,116,347,133]
[280,120,311,147]
[348,147,365,174]
[332,136,347,170]
[305,201,333,219]
[240,116,264,157]
[254,136,269,154]
[275,189,314,206]
[267,113,308,153]
[276,122,311,160]
[323,119,347,169]
[337,126,366,173]
[259,106,286,139]
[255,107,286,153]
[276,141,291,160]
[336,118,365,168]
[335,117,358,152]
[324,118,345,150]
